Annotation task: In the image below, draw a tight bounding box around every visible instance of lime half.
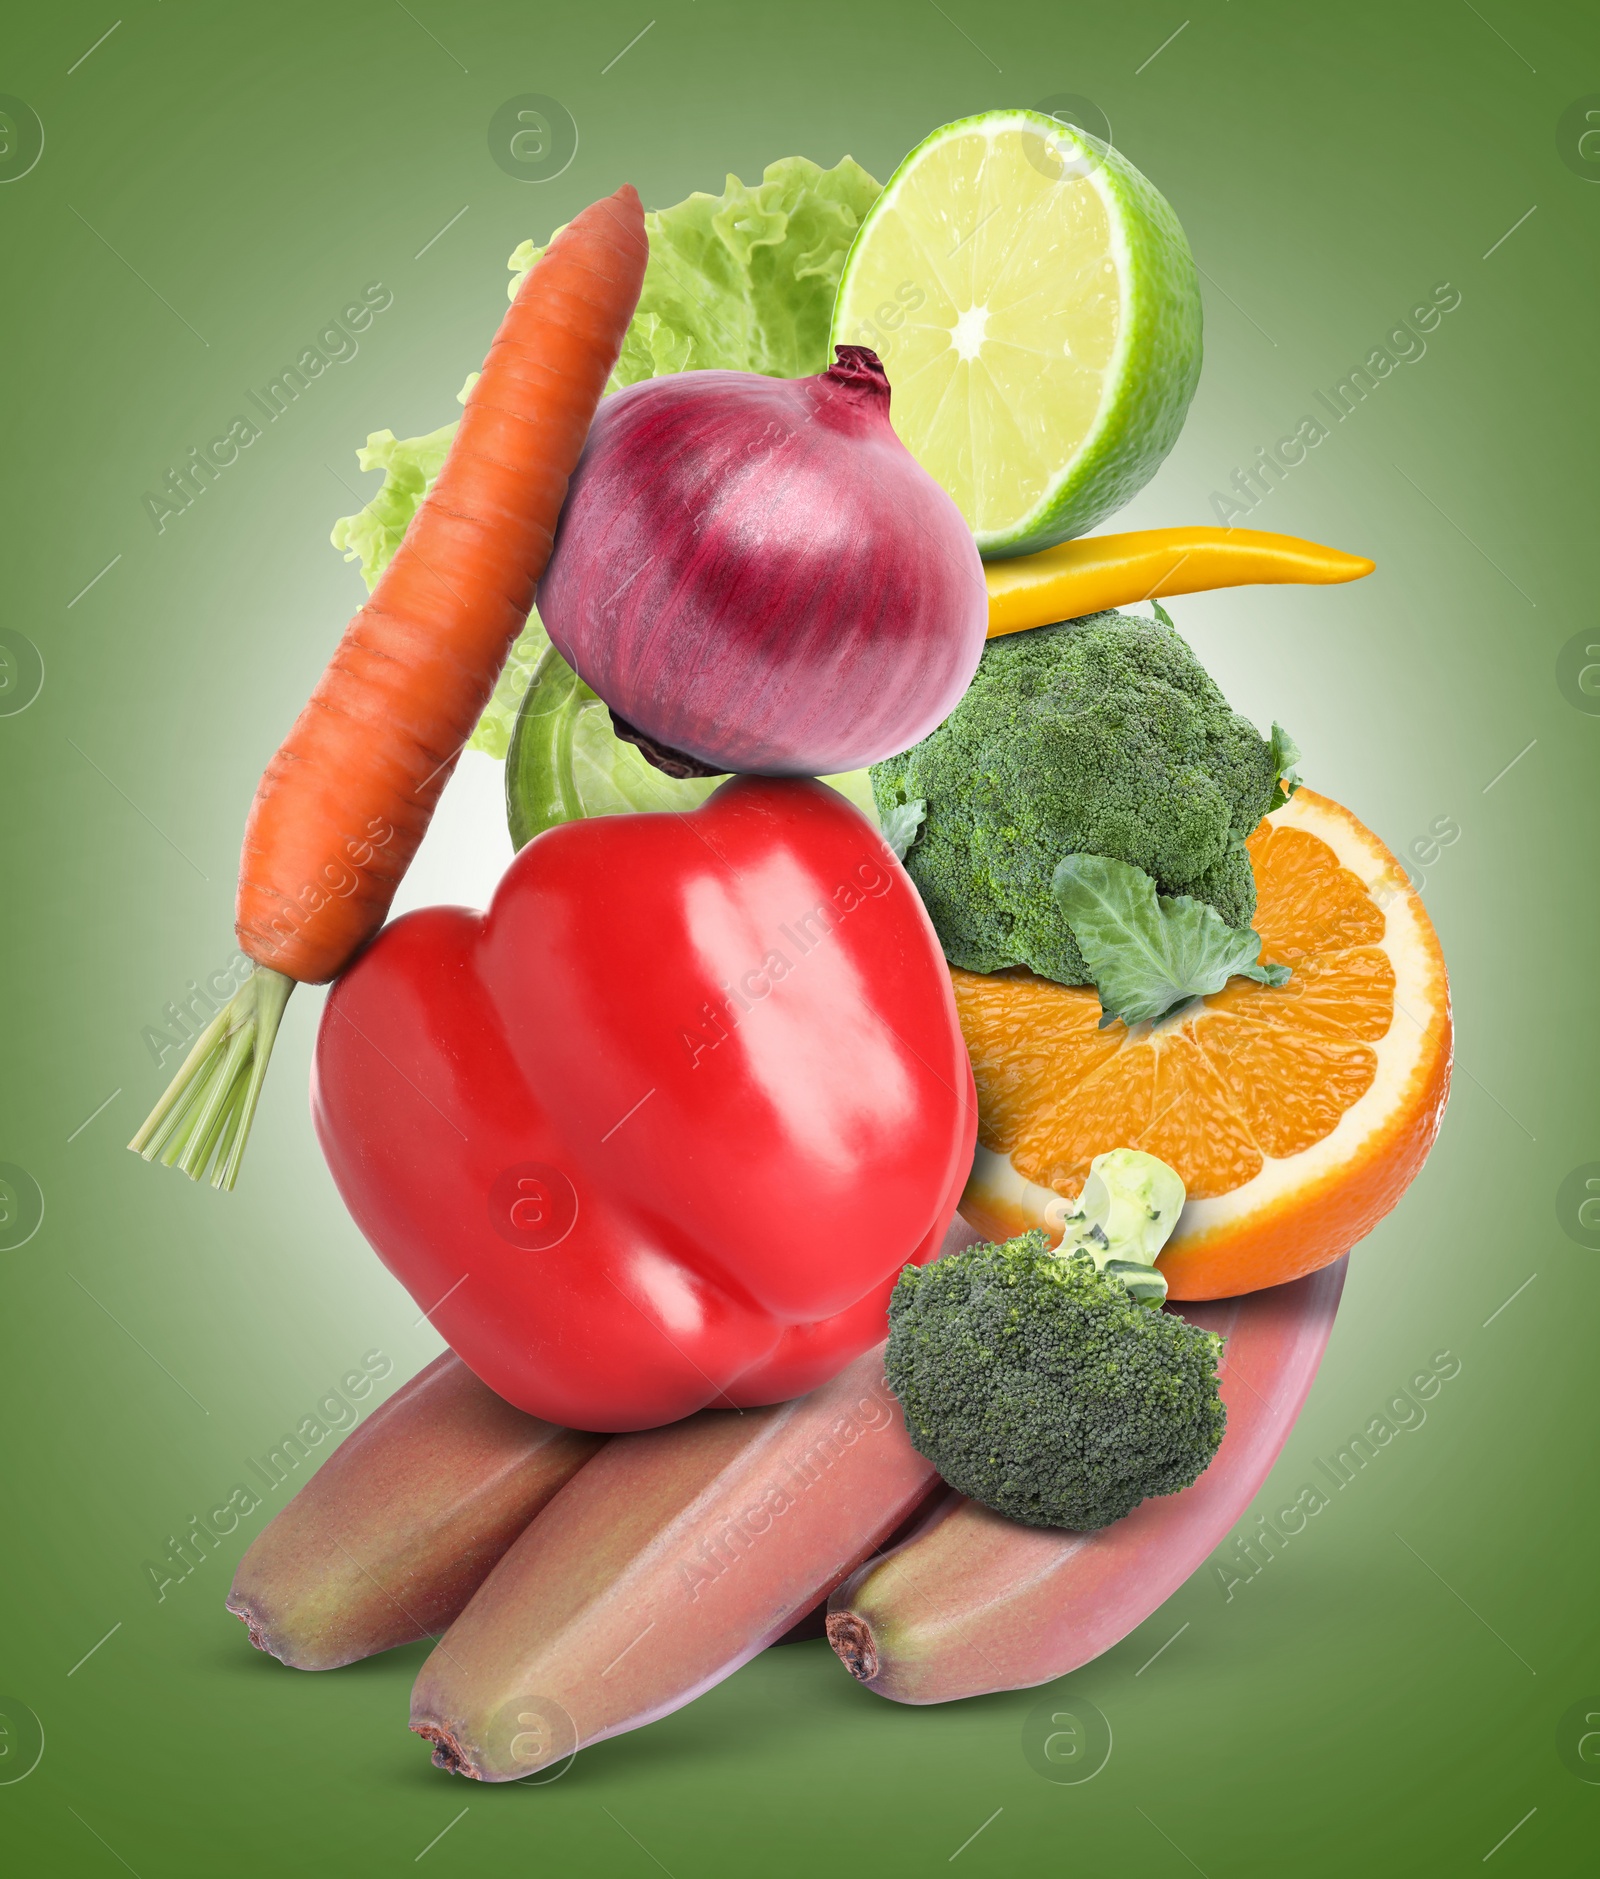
[832,110,1202,557]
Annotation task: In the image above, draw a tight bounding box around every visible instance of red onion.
[537,347,987,777]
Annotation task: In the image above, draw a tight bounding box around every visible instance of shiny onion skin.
[537,347,988,776]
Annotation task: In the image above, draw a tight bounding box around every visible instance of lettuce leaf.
[330,156,882,758]
[1052,853,1290,1028]
[327,405,460,596]
[507,153,881,385]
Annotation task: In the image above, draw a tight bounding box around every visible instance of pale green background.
[2,2,1597,1873]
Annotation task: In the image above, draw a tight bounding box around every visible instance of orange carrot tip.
[128,968,294,1189]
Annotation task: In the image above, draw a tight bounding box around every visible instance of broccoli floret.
[885,1228,1226,1530]
[870,609,1287,987]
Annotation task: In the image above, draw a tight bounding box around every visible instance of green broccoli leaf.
[1055,1148,1185,1305]
[1052,853,1290,1028]
[1269,721,1302,807]
[880,798,927,862]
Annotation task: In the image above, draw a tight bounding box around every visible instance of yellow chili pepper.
[985,527,1375,639]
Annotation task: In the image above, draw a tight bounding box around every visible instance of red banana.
[227,1353,605,1669]
[826,1257,1346,1702]
[410,1344,937,1777]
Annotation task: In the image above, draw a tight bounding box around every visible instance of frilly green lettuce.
[507,153,882,385]
[327,404,460,596]
[330,156,882,759]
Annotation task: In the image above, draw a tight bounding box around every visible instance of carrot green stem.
[128,967,295,1191]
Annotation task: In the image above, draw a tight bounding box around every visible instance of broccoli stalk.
[1053,1145,1186,1305]
[885,1150,1226,1530]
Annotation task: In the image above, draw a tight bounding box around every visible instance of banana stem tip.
[825,1609,878,1682]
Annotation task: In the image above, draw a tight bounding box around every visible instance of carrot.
[130,184,648,1189]
[985,526,1374,639]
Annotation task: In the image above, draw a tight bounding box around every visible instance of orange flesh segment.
[951,817,1397,1206]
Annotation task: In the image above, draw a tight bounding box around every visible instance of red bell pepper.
[312,778,977,1431]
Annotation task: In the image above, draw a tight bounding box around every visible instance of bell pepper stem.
[128,967,294,1190]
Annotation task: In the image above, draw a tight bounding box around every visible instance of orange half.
[954,788,1452,1298]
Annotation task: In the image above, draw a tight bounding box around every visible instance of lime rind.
[832,109,1202,558]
